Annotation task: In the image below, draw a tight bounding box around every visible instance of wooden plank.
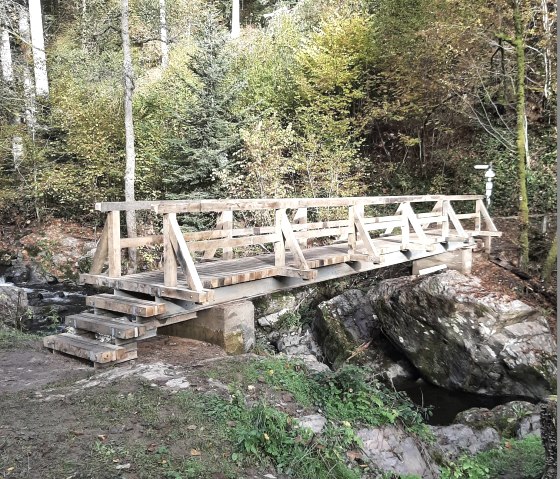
[168,213,204,292]
[475,199,482,231]
[274,209,286,267]
[446,202,468,238]
[203,211,233,260]
[163,213,177,287]
[402,202,431,248]
[293,207,308,249]
[417,264,448,275]
[468,230,502,237]
[279,209,310,271]
[275,267,317,280]
[149,195,484,214]
[400,203,410,250]
[441,200,450,240]
[455,213,479,220]
[348,205,357,253]
[66,313,146,339]
[107,210,121,277]
[43,333,125,363]
[384,203,404,236]
[86,294,166,317]
[188,233,280,251]
[79,273,213,303]
[293,226,348,240]
[90,222,109,274]
[353,209,381,263]
[478,200,499,232]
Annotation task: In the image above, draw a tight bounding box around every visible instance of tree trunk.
[1,25,14,82]
[513,0,530,271]
[542,234,557,283]
[18,6,37,132]
[28,0,49,97]
[231,0,240,39]
[540,396,557,479]
[121,0,137,271]
[159,0,169,69]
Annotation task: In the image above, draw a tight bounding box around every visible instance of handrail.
[94,195,484,213]
[88,196,499,302]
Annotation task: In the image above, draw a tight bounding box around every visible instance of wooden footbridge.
[44,195,500,366]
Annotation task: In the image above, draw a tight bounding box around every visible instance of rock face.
[453,401,539,438]
[368,270,556,399]
[357,426,437,478]
[314,289,380,367]
[314,289,418,383]
[429,424,500,460]
[0,285,29,327]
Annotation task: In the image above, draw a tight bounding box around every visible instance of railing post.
[107,210,121,277]
[163,213,178,287]
[475,199,482,231]
[221,210,233,260]
[294,207,308,249]
[348,205,357,253]
[274,209,286,266]
[400,202,410,250]
[441,200,450,241]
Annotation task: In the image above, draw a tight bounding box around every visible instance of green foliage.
[440,436,545,479]
[164,12,242,199]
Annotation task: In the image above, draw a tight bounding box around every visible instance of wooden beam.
[163,213,178,287]
[353,209,381,263]
[168,213,204,292]
[149,195,484,214]
[107,210,121,277]
[90,222,109,274]
[188,234,280,252]
[402,202,431,249]
[293,207,308,249]
[274,209,286,267]
[279,209,310,271]
[446,202,468,239]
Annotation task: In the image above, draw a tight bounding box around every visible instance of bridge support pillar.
[412,247,473,276]
[159,300,255,354]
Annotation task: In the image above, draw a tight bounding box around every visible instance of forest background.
[0,0,556,266]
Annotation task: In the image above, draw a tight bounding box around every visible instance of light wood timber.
[79,273,213,303]
[168,213,204,291]
[163,213,178,287]
[86,294,166,317]
[274,208,286,267]
[107,210,121,277]
[90,222,109,275]
[43,333,126,363]
[65,312,146,339]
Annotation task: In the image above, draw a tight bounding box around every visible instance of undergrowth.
[440,436,545,479]
[193,357,432,478]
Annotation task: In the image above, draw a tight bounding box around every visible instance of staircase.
[43,294,165,368]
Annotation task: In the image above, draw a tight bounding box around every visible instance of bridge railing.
[89,195,499,296]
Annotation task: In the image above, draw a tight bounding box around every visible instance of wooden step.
[43,333,127,364]
[65,313,146,339]
[85,294,166,317]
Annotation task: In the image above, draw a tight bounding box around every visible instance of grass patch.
[441,436,545,479]
[0,328,40,349]
[193,357,433,478]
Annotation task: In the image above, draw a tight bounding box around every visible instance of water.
[398,377,537,425]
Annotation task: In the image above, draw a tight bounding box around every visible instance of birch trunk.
[1,21,23,170]
[28,0,49,97]
[18,6,37,132]
[231,0,240,39]
[121,0,137,271]
[159,0,169,69]
[513,0,530,271]
[1,26,13,82]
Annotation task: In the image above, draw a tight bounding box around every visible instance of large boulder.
[368,270,556,399]
[357,426,438,478]
[453,401,539,438]
[314,289,380,367]
[0,284,29,327]
[429,424,500,460]
[314,289,418,383]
